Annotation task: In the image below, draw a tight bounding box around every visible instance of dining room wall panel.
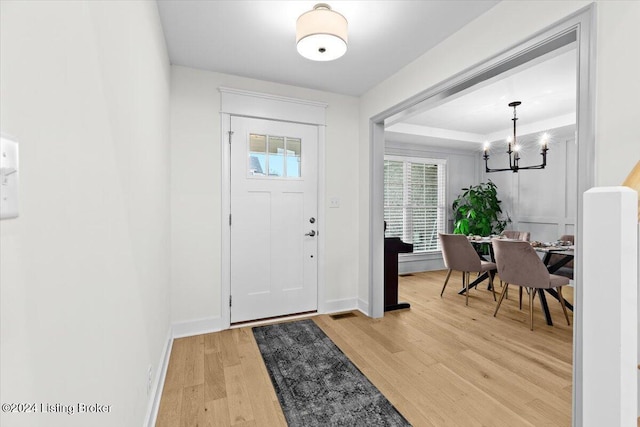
[488,137,577,243]
[522,222,561,243]
[518,139,568,219]
[487,168,515,224]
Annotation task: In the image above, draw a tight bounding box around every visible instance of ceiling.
[156,0,499,96]
[387,45,577,150]
[157,1,576,151]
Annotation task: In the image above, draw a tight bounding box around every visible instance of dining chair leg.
[557,286,571,325]
[465,272,470,306]
[493,283,509,317]
[519,287,523,310]
[489,271,496,301]
[529,287,534,331]
[440,269,452,297]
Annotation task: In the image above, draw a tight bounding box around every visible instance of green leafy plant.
[452,180,509,236]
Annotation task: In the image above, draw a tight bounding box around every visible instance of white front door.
[230,116,318,323]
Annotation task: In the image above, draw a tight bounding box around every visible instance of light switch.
[1,135,19,220]
[329,197,340,208]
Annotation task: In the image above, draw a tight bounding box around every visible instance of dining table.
[457,237,574,326]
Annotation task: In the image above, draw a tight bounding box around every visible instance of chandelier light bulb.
[540,133,549,147]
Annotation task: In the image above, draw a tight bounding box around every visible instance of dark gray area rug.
[252,319,412,426]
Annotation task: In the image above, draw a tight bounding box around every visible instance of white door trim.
[219,87,327,124]
[220,88,327,330]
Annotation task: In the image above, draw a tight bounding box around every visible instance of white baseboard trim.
[321,298,358,314]
[357,298,370,316]
[144,316,224,425]
[172,316,223,339]
[144,327,173,427]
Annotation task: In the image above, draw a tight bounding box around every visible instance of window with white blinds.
[384,156,446,253]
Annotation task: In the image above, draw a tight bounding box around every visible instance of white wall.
[358,0,640,315]
[170,66,360,325]
[0,2,171,426]
[595,2,640,187]
[486,136,578,243]
[385,140,481,273]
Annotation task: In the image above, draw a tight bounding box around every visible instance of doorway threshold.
[230,310,318,329]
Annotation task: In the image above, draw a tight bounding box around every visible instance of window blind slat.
[383,157,446,253]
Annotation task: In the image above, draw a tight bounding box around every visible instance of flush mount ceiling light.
[296,3,348,61]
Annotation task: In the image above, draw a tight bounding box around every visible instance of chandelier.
[483,101,549,173]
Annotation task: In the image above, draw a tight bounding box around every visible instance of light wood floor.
[156,270,574,426]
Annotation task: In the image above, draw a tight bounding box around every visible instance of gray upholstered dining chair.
[438,233,496,306]
[491,238,571,330]
[497,231,530,294]
[500,230,531,241]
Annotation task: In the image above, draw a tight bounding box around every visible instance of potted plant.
[452,180,509,236]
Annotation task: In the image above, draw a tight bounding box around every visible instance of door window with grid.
[384,156,446,253]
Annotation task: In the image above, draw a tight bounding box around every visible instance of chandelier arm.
[483,101,548,173]
[484,154,521,173]
[487,151,548,172]
[514,164,546,170]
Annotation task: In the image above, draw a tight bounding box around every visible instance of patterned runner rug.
[252,319,411,426]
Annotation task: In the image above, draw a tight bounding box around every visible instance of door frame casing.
[220,87,327,330]
[367,5,595,426]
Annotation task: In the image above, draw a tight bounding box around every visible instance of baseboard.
[357,298,370,316]
[322,297,358,314]
[398,254,445,274]
[144,327,173,427]
[143,316,224,425]
[171,316,223,339]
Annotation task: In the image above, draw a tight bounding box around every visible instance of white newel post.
[583,187,638,426]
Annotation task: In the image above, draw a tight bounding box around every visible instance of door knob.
[305,230,316,237]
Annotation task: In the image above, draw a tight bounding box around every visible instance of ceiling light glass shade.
[296,3,348,61]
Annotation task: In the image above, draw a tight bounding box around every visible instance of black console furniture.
[383,237,413,311]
